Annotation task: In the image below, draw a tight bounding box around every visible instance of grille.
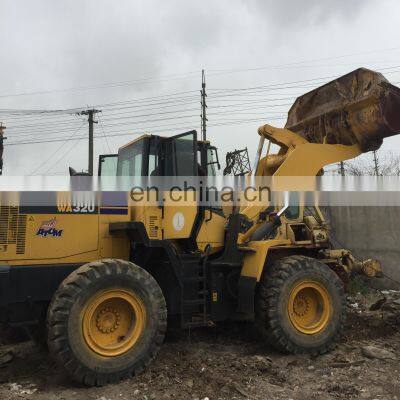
[148,215,158,238]
[8,207,18,244]
[0,206,9,244]
[16,214,27,254]
[0,206,27,253]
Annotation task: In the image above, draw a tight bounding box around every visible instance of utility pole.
[0,123,6,176]
[200,69,207,141]
[373,150,379,176]
[78,109,101,175]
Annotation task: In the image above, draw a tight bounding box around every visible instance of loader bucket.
[285,68,400,152]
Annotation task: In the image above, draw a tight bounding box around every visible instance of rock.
[331,353,350,363]
[9,383,37,396]
[370,298,387,311]
[0,350,13,366]
[184,378,194,388]
[361,345,397,360]
[230,360,243,370]
[307,365,315,371]
[9,383,21,391]
[234,385,251,398]
[286,359,298,367]
[252,355,272,372]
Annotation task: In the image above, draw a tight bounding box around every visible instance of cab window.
[207,147,218,176]
[117,139,145,176]
[148,138,160,177]
[98,154,117,176]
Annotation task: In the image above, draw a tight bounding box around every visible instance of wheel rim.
[287,280,331,335]
[82,289,146,357]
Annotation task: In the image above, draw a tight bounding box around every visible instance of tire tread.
[47,258,167,386]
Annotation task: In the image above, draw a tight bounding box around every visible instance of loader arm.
[256,124,362,177]
[238,124,362,226]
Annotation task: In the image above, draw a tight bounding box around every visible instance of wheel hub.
[288,280,331,335]
[96,307,120,334]
[292,294,309,317]
[82,289,146,357]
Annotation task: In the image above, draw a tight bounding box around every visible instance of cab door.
[162,131,198,239]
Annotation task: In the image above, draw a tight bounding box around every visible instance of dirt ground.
[0,288,399,400]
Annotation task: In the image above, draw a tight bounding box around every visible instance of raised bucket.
[285,68,400,152]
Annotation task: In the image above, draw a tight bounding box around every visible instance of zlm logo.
[36,218,63,238]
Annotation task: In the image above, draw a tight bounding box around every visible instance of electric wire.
[1,44,400,100]
[29,122,85,175]
[2,62,400,150]
[43,135,86,175]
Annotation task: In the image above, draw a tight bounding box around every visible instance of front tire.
[47,259,167,386]
[256,255,346,355]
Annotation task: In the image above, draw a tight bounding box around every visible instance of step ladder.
[180,253,208,328]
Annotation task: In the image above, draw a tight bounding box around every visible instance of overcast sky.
[0,0,399,175]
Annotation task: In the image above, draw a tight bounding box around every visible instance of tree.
[339,151,400,176]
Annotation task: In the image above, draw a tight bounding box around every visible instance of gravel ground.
[0,289,399,400]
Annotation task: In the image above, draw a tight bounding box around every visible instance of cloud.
[0,0,398,175]
[244,0,376,26]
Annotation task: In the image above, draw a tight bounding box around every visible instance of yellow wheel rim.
[82,289,146,357]
[288,280,331,335]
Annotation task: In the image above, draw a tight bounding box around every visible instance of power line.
[0,107,83,115]
[207,65,400,93]
[1,45,400,100]
[3,61,400,175]
[207,47,400,74]
[3,112,201,138]
[2,97,293,131]
[98,115,112,154]
[2,65,400,125]
[29,122,85,175]
[0,72,201,99]
[43,136,86,175]
[4,115,286,147]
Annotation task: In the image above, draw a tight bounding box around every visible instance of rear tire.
[256,255,346,355]
[47,259,167,386]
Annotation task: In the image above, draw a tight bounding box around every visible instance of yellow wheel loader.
[0,68,399,386]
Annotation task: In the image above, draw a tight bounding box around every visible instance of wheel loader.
[0,68,399,386]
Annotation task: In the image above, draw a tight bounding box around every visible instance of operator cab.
[98,130,220,177]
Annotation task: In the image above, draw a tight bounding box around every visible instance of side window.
[98,155,118,176]
[120,159,130,177]
[207,147,218,176]
[148,138,160,177]
[133,154,142,176]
